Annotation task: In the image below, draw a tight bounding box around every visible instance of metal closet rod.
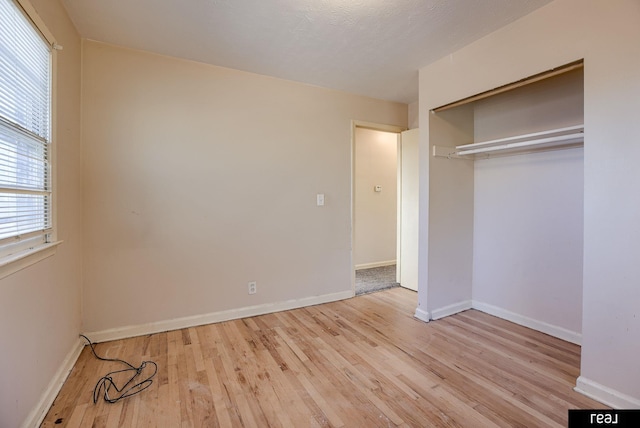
[455,125,584,156]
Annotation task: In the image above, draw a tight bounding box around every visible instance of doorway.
[351,122,418,295]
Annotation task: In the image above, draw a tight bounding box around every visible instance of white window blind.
[0,0,52,252]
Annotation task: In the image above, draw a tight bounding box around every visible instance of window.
[0,0,56,266]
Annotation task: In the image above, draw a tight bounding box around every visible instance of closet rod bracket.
[433,145,463,159]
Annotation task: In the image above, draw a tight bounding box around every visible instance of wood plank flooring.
[42,288,605,427]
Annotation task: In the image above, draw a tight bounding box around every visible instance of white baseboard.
[414,307,430,323]
[22,337,85,428]
[471,300,582,345]
[575,376,640,409]
[355,260,396,270]
[431,300,472,320]
[84,290,354,343]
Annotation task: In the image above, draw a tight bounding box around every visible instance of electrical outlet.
[248,281,257,295]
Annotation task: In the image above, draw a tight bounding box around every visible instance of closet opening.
[425,63,585,346]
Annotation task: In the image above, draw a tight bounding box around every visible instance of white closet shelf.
[456,124,584,157]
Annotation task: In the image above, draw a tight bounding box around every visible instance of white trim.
[430,300,472,320]
[352,120,406,134]
[84,290,354,343]
[396,133,402,284]
[414,307,430,323]
[21,337,84,428]
[0,240,62,280]
[575,376,640,409]
[471,300,582,345]
[355,260,396,270]
[14,0,57,45]
[49,38,59,249]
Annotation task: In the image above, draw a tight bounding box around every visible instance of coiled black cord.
[80,334,158,404]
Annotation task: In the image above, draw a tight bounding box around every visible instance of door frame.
[351,120,405,295]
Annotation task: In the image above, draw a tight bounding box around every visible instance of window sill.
[0,241,63,280]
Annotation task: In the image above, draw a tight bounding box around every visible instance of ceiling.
[60,0,552,104]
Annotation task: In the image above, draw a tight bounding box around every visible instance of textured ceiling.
[60,0,552,104]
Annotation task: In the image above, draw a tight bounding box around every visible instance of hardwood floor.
[42,288,604,427]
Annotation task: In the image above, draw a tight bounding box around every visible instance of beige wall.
[426,106,475,317]
[81,41,407,332]
[354,128,398,268]
[408,102,418,129]
[0,1,82,427]
[418,0,640,407]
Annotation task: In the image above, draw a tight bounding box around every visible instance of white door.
[399,129,419,291]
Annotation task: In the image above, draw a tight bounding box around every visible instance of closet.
[426,61,584,344]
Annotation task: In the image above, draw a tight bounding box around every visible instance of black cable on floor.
[80,334,158,404]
